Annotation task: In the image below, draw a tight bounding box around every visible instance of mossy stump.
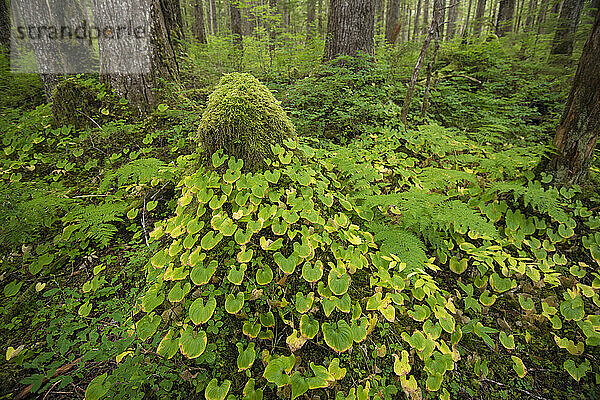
[197,73,296,170]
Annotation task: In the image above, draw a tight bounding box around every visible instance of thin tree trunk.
[386,0,401,43]
[496,0,515,36]
[323,0,375,61]
[230,0,243,54]
[525,0,537,27]
[547,11,600,185]
[464,0,473,36]
[210,0,218,34]
[423,0,430,33]
[403,0,443,124]
[414,0,423,37]
[439,0,447,39]
[307,0,317,41]
[536,0,549,32]
[447,0,460,39]
[269,0,278,51]
[318,0,324,35]
[550,0,585,56]
[192,0,208,43]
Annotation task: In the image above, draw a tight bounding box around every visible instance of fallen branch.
[15,356,84,400]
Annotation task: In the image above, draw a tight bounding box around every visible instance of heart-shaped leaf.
[227,264,247,285]
[302,260,323,282]
[136,312,161,341]
[295,292,314,313]
[190,260,217,285]
[189,297,217,325]
[300,314,319,339]
[205,378,231,400]
[328,267,350,296]
[322,320,353,352]
[225,292,245,314]
[274,252,300,274]
[263,354,295,387]
[157,329,179,359]
[236,342,256,371]
[256,265,273,285]
[201,231,223,251]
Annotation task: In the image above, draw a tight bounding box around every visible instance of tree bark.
[524,0,537,27]
[230,0,243,53]
[318,0,324,35]
[95,0,179,114]
[0,0,9,50]
[414,0,423,37]
[386,0,401,43]
[536,0,549,32]
[307,0,317,41]
[464,0,473,36]
[547,11,600,186]
[323,0,375,61]
[550,0,584,56]
[423,0,430,33]
[161,0,185,42]
[192,0,208,43]
[495,0,515,36]
[209,0,218,34]
[439,0,447,39]
[447,0,461,39]
[375,0,385,34]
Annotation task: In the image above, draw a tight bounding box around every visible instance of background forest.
[1,0,600,399]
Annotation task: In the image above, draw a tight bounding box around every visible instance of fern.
[370,223,428,268]
[62,202,127,247]
[414,167,477,191]
[100,158,172,192]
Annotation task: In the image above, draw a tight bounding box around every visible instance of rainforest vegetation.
[1,0,600,399]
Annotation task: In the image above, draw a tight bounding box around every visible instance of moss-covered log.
[197,73,296,170]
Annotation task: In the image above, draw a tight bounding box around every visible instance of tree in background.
[306,0,317,41]
[547,10,600,185]
[386,0,401,44]
[496,0,516,36]
[192,0,208,43]
[95,0,179,114]
[447,0,461,39]
[323,0,374,61]
[550,0,585,57]
[230,0,243,55]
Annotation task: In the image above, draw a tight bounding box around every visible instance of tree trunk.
[282,0,290,31]
[447,0,460,39]
[209,0,218,34]
[423,0,430,33]
[386,0,401,43]
[496,0,515,36]
[414,0,423,37]
[323,0,375,61]
[439,0,447,39]
[230,0,243,53]
[547,11,600,185]
[269,0,278,50]
[375,0,385,33]
[524,0,537,27]
[0,0,9,50]
[590,0,599,21]
[536,0,549,32]
[95,0,179,114]
[550,0,584,56]
[318,0,324,35]
[464,0,473,35]
[192,0,208,43]
[307,0,317,41]
[161,0,185,42]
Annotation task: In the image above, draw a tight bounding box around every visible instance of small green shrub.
[197,73,296,170]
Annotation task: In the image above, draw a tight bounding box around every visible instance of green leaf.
[3,280,22,297]
[300,314,319,339]
[85,373,110,400]
[256,265,273,285]
[237,248,254,263]
[260,311,276,327]
[511,356,527,378]
[205,378,231,400]
[201,231,223,250]
[263,354,295,387]
[295,292,314,313]
[236,342,256,371]
[291,372,309,400]
[449,256,467,274]
[518,294,535,311]
[563,359,590,382]
[243,319,262,338]
[179,326,207,359]
[168,281,191,303]
[227,264,247,285]
[302,260,324,282]
[328,267,350,296]
[426,373,443,391]
[157,330,179,359]
[322,320,353,352]
[189,297,217,325]
[225,292,245,314]
[394,350,411,376]
[274,252,300,274]
[499,331,516,350]
[136,312,161,341]
[191,260,218,285]
[142,285,165,313]
[560,295,585,321]
[242,379,264,400]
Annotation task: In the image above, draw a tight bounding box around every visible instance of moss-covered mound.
[197,73,296,170]
[51,78,130,128]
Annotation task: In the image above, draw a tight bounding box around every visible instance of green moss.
[197,73,296,170]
